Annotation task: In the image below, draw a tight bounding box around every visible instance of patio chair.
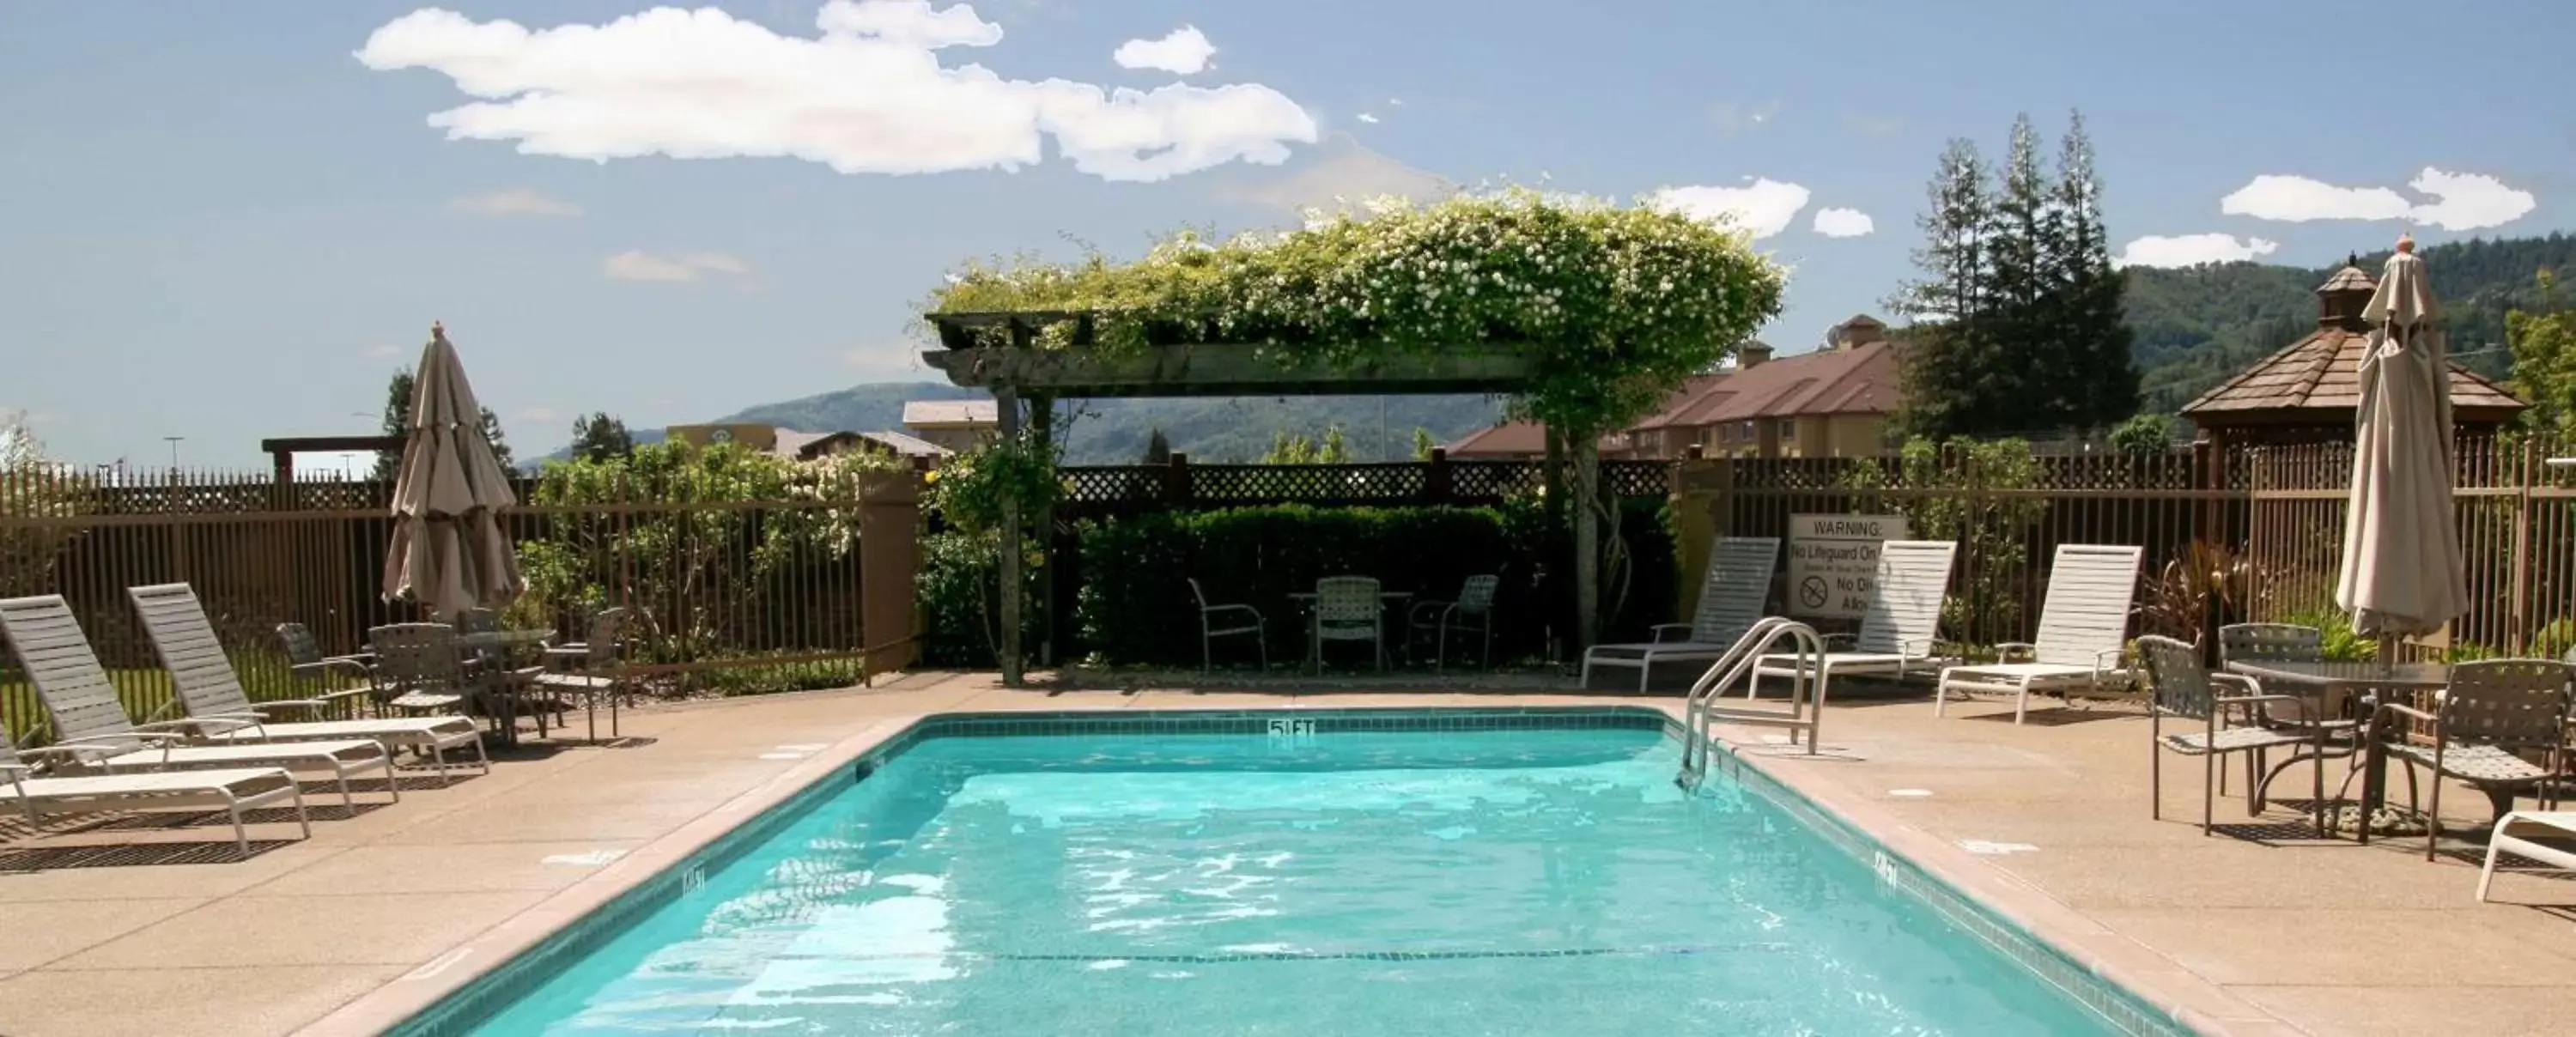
[2215,622,2360,795]
[371,622,556,738]
[0,594,398,813]
[2477,810,2576,902]
[275,622,378,717]
[2372,658,2572,861]
[2138,634,2324,835]
[1582,537,1780,692]
[1187,579,1267,673]
[1409,574,1499,670]
[1934,543,2144,724]
[529,607,632,743]
[127,584,489,784]
[1309,576,1386,673]
[2,739,310,859]
[1749,540,1957,702]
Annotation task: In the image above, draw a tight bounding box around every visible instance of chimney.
[2315,261,2376,332]
[1737,341,1773,368]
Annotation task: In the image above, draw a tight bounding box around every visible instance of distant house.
[902,399,999,452]
[1443,314,1909,461]
[2181,261,2526,447]
[665,423,951,464]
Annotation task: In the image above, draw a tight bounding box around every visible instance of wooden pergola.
[921,311,1542,684]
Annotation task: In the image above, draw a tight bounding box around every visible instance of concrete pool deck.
[0,674,2565,1036]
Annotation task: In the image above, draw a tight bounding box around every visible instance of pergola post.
[1571,434,1602,652]
[995,383,1024,687]
[1029,393,1056,669]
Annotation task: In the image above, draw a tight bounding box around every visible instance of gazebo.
[2181,259,2526,450]
[919,313,1542,684]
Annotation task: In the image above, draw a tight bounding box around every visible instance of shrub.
[1063,500,1674,668]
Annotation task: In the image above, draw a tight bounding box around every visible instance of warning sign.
[1786,513,1907,619]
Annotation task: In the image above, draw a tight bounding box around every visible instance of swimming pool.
[424,710,2176,1035]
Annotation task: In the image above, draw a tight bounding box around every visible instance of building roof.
[1443,421,1549,457]
[774,428,952,460]
[854,429,951,458]
[2181,264,2526,426]
[1631,339,1903,430]
[902,399,998,427]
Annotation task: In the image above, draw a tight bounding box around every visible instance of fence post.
[2508,436,2535,652]
[1424,448,1451,505]
[1164,452,1192,506]
[858,471,923,678]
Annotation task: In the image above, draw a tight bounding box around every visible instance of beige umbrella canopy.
[2335,236,2468,639]
[383,322,524,619]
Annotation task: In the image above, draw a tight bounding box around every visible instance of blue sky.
[3,0,2567,469]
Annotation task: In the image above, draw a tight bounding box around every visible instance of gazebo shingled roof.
[2180,260,2526,438]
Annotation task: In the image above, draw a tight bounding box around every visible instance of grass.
[3,669,179,744]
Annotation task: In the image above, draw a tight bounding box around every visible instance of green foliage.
[2280,611,2380,662]
[569,412,635,462]
[1259,426,1353,464]
[511,441,896,683]
[1838,436,2048,639]
[2130,232,2576,412]
[2109,413,2174,455]
[916,530,1039,668]
[1894,112,2136,439]
[1412,428,1439,460]
[1060,501,1674,667]
[926,433,1060,538]
[0,410,91,597]
[2506,269,2576,437]
[927,188,1786,442]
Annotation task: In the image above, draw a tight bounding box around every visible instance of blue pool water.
[469,722,2126,1035]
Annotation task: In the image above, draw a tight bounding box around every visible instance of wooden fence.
[1055,452,1672,517]
[0,467,921,743]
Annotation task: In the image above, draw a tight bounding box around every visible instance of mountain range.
[553,233,2573,464]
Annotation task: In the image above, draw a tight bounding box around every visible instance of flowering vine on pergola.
[917,189,1787,683]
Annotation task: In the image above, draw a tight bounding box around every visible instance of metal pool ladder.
[1677,616,1827,788]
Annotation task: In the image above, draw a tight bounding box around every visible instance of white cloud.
[447,187,581,216]
[1811,207,1874,238]
[2220,167,2537,231]
[1214,134,1452,215]
[1648,178,1811,239]
[2114,233,2281,269]
[1708,99,1780,136]
[1356,112,1379,124]
[1112,25,1214,75]
[358,2,1316,183]
[603,250,756,282]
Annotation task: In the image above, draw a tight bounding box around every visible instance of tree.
[1893,112,2137,439]
[2109,413,2173,455]
[2046,111,2140,431]
[1411,427,1438,460]
[371,367,513,480]
[2507,269,2576,436]
[569,412,635,463]
[1140,428,1173,464]
[1,410,89,597]
[1258,426,1353,464]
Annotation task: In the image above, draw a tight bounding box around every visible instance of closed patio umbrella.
[2335,235,2467,643]
[383,322,523,619]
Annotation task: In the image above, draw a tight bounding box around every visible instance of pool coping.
[294,701,2292,1037]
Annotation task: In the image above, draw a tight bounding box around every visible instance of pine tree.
[1980,114,2053,429]
[1316,425,1350,464]
[1141,428,1173,464]
[370,367,515,479]
[478,409,514,470]
[2049,110,2141,430]
[569,412,635,463]
[1890,137,2002,440]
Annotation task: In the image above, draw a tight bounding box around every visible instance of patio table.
[457,629,554,747]
[2227,658,2451,842]
[1288,591,1413,669]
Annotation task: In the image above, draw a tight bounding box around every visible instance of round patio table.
[2226,659,2451,842]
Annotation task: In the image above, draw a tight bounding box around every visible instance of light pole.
[163,436,183,470]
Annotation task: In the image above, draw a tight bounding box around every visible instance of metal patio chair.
[1187,579,1267,673]
[2140,634,2324,835]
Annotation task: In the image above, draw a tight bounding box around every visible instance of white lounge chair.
[127,584,489,784]
[1933,543,2144,724]
[0,595,398,812]
[1749,539,1959,700]
[1583,537,1780,692]
[2,740,311,859]
[2479,811,2576,902]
